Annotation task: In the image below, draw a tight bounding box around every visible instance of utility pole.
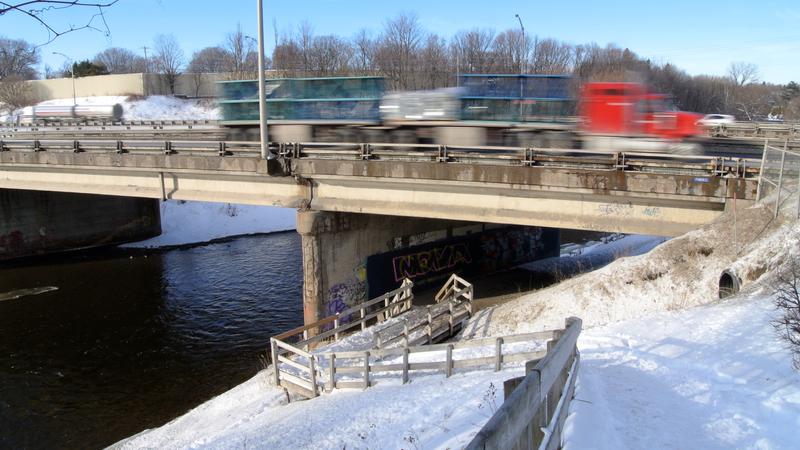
[53,52,76,106]
[257,0,271,160]
[142,46,150,73]
[514,14,526,121]
[515,14,525,74]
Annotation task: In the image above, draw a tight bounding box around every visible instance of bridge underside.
[0,151,755,236]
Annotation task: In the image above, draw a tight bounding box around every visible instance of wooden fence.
[270,279,415,398]
[465,317,582,450]
[324,330,555,391]
[270,274,475,398]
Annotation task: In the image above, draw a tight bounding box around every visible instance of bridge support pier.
[296,210,560,326]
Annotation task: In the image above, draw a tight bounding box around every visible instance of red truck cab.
[578,82,703,140]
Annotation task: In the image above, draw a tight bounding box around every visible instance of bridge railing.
[0,137,760,179]
[465,317,582,450]
[756,139,800,218]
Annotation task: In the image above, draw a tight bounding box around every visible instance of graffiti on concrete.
[367,226,560,298]
[597,202,635,216]
[324,262,368,322]
[391,242,472,282]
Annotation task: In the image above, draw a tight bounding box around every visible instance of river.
[0,232,304,449]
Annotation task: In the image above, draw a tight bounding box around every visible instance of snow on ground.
[464,201,794,337]
[565,291,800,450]
[29,95,221,121]
[123,200,295,248]
[521,234,669,279]
[115,200,800,449]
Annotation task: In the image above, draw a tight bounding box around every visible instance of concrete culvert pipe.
[718,269,742,299]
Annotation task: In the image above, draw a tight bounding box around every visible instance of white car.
[697,114,736,126]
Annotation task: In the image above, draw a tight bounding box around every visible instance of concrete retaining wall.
[22,72,228,101]
[0,189,161,260]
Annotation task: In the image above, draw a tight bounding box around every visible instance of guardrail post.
[0,140,5,152]
[116,140,124,154]
[334,315,340,341]
[218,141,227,156]
[270,338,280,387]
[360,307,367,331]
[402,347,410,384]
[33,139,41,152]
[775,147,786,219]
[363,351,370,389]
[310,355,318,397]
[495,337,504,371]
[403,319,409,347]
[426,306,433,344]
[327,353,336,392]
[72,140,80,153]
[756,140,768,202]
[446,344,454,378]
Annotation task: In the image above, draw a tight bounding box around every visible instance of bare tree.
[188,46,228,73]
[451,29,496,74]
[223,23,258,79]
[0,37,39,80]
[353,29,375,74]
[728,61,759,87]
[773,259,800,370]
[0,1,118,45]
[492,29,526,74]
[0,75,37,113]
[308,35,353,76]
[531,38,573,74]
[152,34,184,94]
[93,47,147,74]
[418,33,449,89]
[376,12,423,90]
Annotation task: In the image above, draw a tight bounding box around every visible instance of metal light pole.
[53,52,76,106]
[256,0,271,160]
[515,14,525,74]
[514,14,525,120]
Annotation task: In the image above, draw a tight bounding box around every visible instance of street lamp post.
[514,14,526,120]
[53,52,76,106]
[256,0,271,160]
[515,14,525,75]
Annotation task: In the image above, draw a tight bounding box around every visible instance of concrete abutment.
[297,210,560,325]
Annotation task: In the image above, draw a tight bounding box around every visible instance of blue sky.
[2,0,798,83]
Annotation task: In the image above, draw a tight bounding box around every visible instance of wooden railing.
[435,273,474,307]
[324,330,555,391]
[270,279,414,398]
[373,296,471,348]
[466,317,582,450]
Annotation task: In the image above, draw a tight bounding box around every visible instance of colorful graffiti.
[367,226,559,298]
[324,262,368,322]
[391,242,472,282]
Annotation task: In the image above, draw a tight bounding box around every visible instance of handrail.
[0,138,760,179]
[465,317,582,450]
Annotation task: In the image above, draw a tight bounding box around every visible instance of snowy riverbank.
[123,200,295,248]
[116,198,800,449]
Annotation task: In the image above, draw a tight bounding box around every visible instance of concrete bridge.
[0,139,758,236]
[0,139,759,323]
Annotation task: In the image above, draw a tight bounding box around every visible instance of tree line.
[2,12,800,120]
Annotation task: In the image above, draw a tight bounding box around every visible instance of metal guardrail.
[0,137,760,179]
[756,139,800,218]
[703,122,799,140]
[466,317,582,450]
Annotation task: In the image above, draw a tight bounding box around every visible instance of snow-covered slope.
[565,291,800,449]
[32,95,221,120]
[115,197,800,449]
